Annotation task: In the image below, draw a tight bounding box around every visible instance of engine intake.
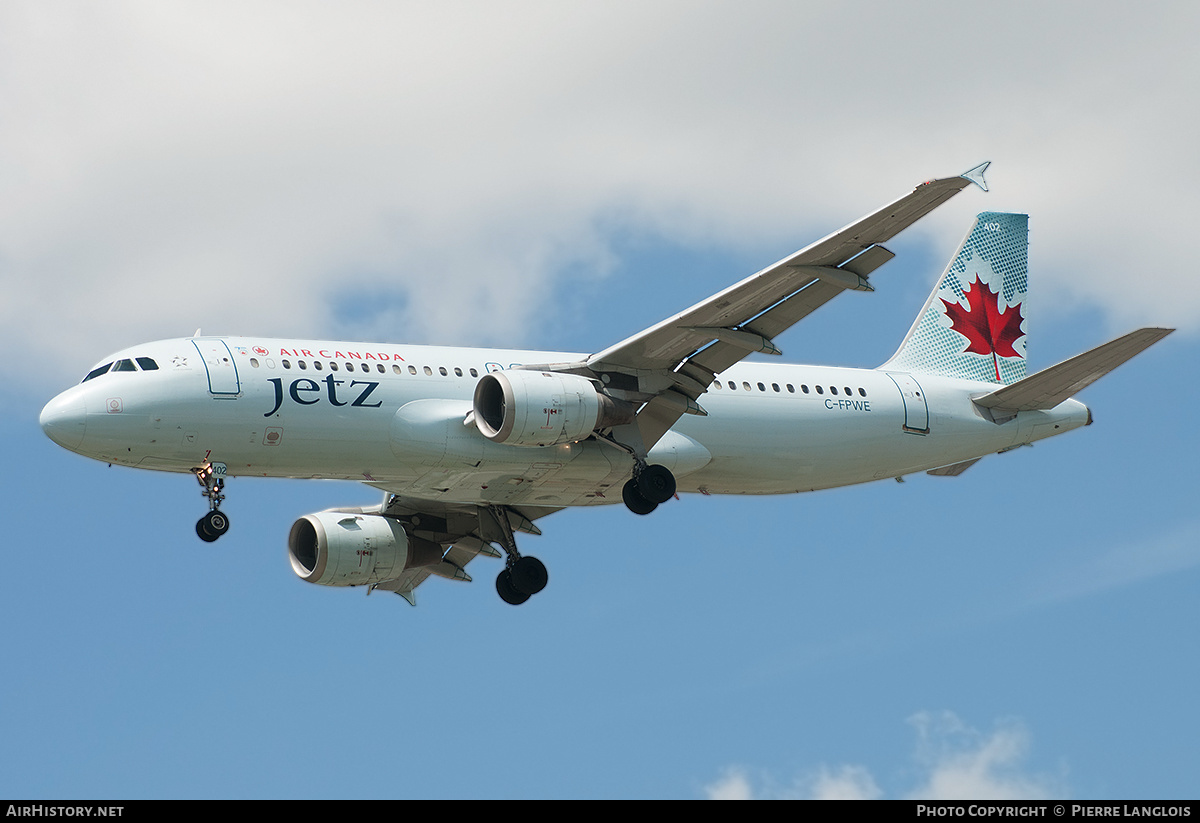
[472,370,633,447]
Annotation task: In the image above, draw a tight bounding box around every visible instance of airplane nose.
[40,390,87,450]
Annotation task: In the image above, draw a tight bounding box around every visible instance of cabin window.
[787,384,795,393]
[455,367,463,377]
[772,383,780,392]
[393,365,403,374]
[470,368,479,378]
[830,386,837,395]
[439,367,448,376]
[409,365,417,375]
[423,366,433,376]
[282,359,292,369]
[250,358,260,368]
[757,382,766,392]
[859,388,867,397]
[728,381,737,390]
[313,361,323,371]
[298,360,307,370]
[816,385,823,394]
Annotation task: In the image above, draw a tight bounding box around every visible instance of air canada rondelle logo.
[941,274,1025,381]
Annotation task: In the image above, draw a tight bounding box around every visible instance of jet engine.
[288,511,442,587]
[472,369,634,447]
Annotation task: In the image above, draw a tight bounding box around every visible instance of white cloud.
[704,764,882,800]
[704,767,755,801]
[705,711,1064,800]
[905,711,1065,801]
[809,765,884,800]
[3,2,1197,385]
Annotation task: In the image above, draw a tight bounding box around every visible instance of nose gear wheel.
[192,462,231,542]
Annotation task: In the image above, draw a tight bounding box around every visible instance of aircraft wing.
[349,493,561,605]
[580,163,991,448]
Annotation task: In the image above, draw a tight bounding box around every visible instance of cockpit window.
[82,362,112,382]
[81,356,160,383]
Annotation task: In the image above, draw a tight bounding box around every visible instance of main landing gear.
[487,505,549,606]
[594,431,677,516]
[193,462,230,542]
[496,556,549,606]
[622,462,676,516]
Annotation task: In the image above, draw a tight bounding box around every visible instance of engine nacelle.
[472,369,633,447]
[288,511,440,587]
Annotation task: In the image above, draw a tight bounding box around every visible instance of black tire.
[196,517,220,542]
[496,569,531,605]
[510,556,549,595]
[637,464,676,504]
[203,510,230,538]
[623,479,658,515]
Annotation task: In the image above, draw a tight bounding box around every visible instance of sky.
[2,1,1198,800]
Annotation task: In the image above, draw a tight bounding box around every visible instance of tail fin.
[883,212,1028,384]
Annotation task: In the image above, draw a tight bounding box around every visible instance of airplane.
[39,162,1173,606]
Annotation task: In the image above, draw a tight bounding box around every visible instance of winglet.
[961,162,990,192]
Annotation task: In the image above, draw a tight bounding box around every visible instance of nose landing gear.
[193,462,230,542]
[197,509,230,542]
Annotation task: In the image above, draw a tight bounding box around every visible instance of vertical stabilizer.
[883,212,1028,384]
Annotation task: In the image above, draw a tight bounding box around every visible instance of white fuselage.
[40,336,1091,508]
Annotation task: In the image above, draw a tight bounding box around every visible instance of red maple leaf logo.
[941,275,1025,381]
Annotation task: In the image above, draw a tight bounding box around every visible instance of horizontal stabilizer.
[927,458,981,477]
[974,328,1173,412]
